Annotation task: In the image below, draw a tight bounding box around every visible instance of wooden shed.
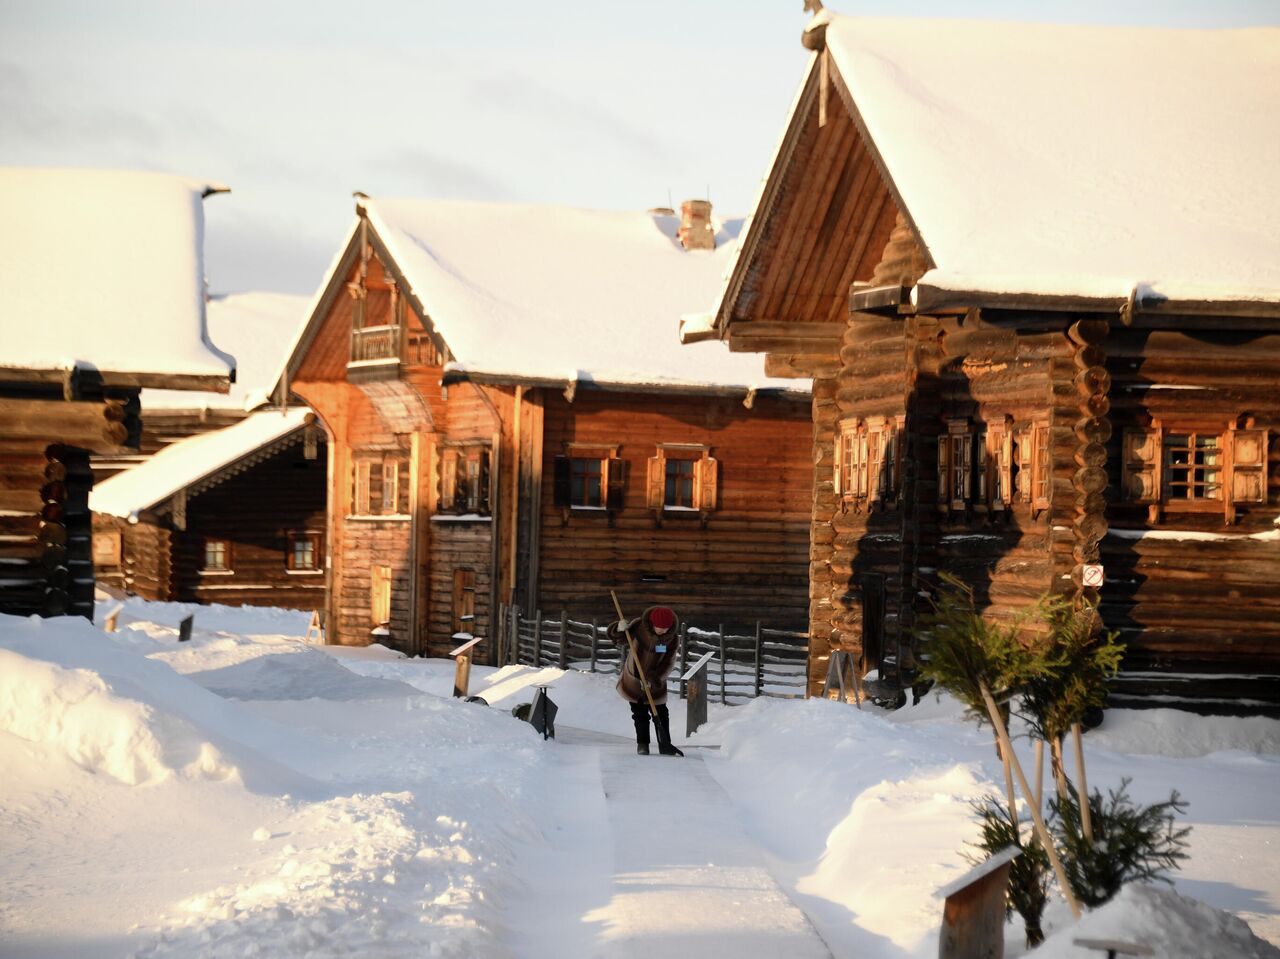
[91,409,326,610]
[687,15,1280,713]
[275,197,813,660]
[0,169,234,620]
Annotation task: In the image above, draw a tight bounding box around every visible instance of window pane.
[664,459,695,507]
[570,458,603,507]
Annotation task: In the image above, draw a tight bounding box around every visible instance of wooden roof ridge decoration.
[90,407,316,519]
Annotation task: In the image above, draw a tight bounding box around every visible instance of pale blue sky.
[2,1,1276,294]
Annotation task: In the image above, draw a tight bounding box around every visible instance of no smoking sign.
[1082,564,1105,588]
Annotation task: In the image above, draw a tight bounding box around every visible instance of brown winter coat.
[607,607,680,705]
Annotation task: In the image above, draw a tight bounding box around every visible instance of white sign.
[1082,564,1105,588]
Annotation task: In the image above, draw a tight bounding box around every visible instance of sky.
[2,0,1277,296]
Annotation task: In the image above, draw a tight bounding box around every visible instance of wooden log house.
[88,290,328,609]
[91,409,327,609]
[685,14,1280,713]
[0,169,234,620]
[275,197,813,660]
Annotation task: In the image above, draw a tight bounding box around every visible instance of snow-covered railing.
[496,604,808,704]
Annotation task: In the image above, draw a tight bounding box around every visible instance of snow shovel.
[610,590,659,721]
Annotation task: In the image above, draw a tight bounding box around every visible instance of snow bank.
[0,613,311,792]
[0,648,234,785]
[1034,883,1280,958]
[1087,708,1280,758]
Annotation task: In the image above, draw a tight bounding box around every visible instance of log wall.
[533,390,812,631]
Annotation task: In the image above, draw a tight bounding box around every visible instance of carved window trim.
[1123,420,1268,522]
[439,443,491,516]
[836,415,903,508]
[646,444,718,515]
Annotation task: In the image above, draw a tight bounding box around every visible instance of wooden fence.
[493,604,808,704]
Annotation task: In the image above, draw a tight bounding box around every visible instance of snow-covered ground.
[2,598,1278,958]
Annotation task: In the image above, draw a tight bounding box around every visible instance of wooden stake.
[1034,739,1045,816]
[1073,722,1094,844]
[979,682,1082,920]
[611,590,659,721]
[997,736,1019,832]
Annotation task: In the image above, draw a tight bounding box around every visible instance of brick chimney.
[677,199,715,251]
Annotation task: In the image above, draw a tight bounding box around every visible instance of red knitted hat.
[648,607,676,630]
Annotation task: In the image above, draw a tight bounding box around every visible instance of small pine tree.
[915,577,1060,726]
[1050,778,1191,907]
[1019,597,1124,747]
[966,796,1050,946]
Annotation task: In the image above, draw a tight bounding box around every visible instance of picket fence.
[492,604,808,704]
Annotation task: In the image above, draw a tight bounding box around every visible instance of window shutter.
[355,460,371,515]
[1230,429,1268,504]
[552,455,571,508]
[867,421,884,506]
[439,450,458,512]
[606,457,627,511]
[832,426,844,496]
[989,424,1012,510]
[1122,428,1161,503]
[646,455,665,510]
[1015,429,1033,503]
[936,434,950,505]
[975,431,989,504]
[1032,423,1052,511]
[696,456,719,511]
[478,449,491,514]
[382,460,399,514]
[951,429,972,511]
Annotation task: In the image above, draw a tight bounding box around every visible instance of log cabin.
[685,14,1280,714]
[274,196,813,660]
[88,290,327,610]
[91,408,327,609]
[0,169,234,619]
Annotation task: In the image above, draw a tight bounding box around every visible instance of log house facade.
[689,17,1280,713]
[277,199,813,661]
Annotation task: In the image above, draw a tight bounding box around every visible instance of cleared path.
[509,726,833,959]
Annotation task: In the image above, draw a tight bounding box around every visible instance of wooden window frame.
[1032,421,1052,512]
[554,444,620,516]
[354,459,372,515]
[381,461,399,514]
[286,531,323,573]
[201,538,232,574]
[647,444,718,515]
[440,444,491,516]
[988,419,1013,511]
[836,416,902,509]
[452,567,477,635]
[1123,421,1268,522]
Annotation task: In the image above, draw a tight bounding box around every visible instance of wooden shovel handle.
[611,590,659,720]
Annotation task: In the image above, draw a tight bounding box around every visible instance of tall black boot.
[654,704,684,757]
[630,701,651,755]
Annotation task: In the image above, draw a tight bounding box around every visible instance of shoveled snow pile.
[1035,883,1279,958]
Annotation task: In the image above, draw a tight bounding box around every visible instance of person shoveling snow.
[608,601,683,757]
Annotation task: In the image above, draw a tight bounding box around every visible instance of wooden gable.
[718,52,928,374]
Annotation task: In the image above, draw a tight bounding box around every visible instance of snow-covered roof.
[0,168,235,386]
[355,198,805,395]
[144,292,309,411]
[91,408,312,519]
[819,17,1280,305]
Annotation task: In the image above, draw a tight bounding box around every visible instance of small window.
[287,532,322,571]
[665,458,695,508]
[440,445,490,515]
[571,457,604,507]
[835,417,901,506]
[202,539,230,572]
[371,565,392,627]
[354,460,372,515]
[646,446,717,513]
[452,568,476,634]
[1123,424,1267,514]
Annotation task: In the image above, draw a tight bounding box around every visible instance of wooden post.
[683,651,715,737]
[718,624,727,706]
[979,682,1082,919]
[103,603,124,634]
[936,846,1021,959]
[533,609,543,667]
[1034,739,1045,816]
[678,623,689,700]
[589,616,599,672]
[511,606,521,665]
[1073,722,1094,844]
[754,621,764,698]
[450,636,482,698]
[177,614,193,643]
[558,610,568,670]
